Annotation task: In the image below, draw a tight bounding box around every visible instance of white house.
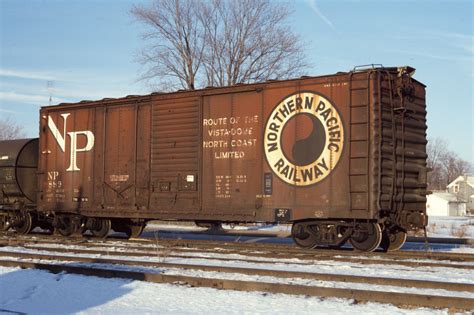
[426,192,466,216]
[447,175,474,215]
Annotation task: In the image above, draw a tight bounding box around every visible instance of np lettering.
[48,113,95,172]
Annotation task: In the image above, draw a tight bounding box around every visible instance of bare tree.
[200,0,307,87]
[131,0,308,90]
[427,137,448,190]
[427,137,448,170]
[427,137,473,190]
[131,0,205,90]
[441,151,472,185]
[0,117,25,140]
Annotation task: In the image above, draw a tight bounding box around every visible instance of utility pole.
[46,80,55,105]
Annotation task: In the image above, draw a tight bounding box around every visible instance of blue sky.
[0,0,472,162]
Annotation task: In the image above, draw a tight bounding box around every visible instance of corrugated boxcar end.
[28,65,427,252]
[372,67,428,232]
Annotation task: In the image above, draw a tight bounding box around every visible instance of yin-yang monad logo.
[264,92,344,186]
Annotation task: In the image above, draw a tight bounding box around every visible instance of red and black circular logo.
[264,92,344,186]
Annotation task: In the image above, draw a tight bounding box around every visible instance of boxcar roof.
[41,66,424,111]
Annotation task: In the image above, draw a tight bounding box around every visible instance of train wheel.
[14,212,33,235]
[112,219,145,238]
[0,215,10,231]
[125,223,144,238]
[380,229,407,252]
[91,219,111,238]
[56,216,79,237]
[349,223,382,252]
[291,223,318,249]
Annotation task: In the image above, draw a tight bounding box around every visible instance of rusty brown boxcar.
[33,65,427,251]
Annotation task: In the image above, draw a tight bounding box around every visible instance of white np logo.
[48,113,95,172]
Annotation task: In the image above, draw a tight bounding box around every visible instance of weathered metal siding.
[136,104,152,213]
[38,98,151,217]
[202,90,263,218]
[261,80,352,221]
[150,96,200,213]
[372,70,427,227]
[348,72,374,218]
[201,77,355,221]
[36,67,427,226]
[39,107,96,213]
[103,106,135,209]
[92,102,151,216]
[199,69,426,224]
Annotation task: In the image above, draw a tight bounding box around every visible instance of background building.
[426,192,467,216]
[447,175,474,215]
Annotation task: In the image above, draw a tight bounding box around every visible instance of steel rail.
[2,242,473,270]
[0,250,472,293]
[1,232,473,262]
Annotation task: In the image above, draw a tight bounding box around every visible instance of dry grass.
[410,229,425,237]
[152,231,180,263]
[450,224,468,238]
[426,222,437,234]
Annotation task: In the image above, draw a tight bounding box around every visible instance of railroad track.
[2,232,474,310]
[0,249,473,311]
[2,234,474,283]
[2,241,474,270]
[1,250,473,292]
[2,232,473,264]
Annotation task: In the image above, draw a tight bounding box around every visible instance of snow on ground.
[1,217,472,313]
[9,257,474,299]
[1,253,473,300]
[449,246,474,253]
[145,222,289,234]
[0,266,458,314]
[426,216,474,238]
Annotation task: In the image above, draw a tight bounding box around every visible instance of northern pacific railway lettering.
[264,92,344,186]
[265,97,343,155]
[273,157,329,182]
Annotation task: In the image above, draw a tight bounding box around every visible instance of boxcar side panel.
[136,104,152,213]
[39,107,97,213]
[92,107,105,211]
[260,79,353,221]
[103,105,136,211]
[201,90,263,218]
[149,96,200,214]
[39,100,152,218]
[200,75,368,222]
